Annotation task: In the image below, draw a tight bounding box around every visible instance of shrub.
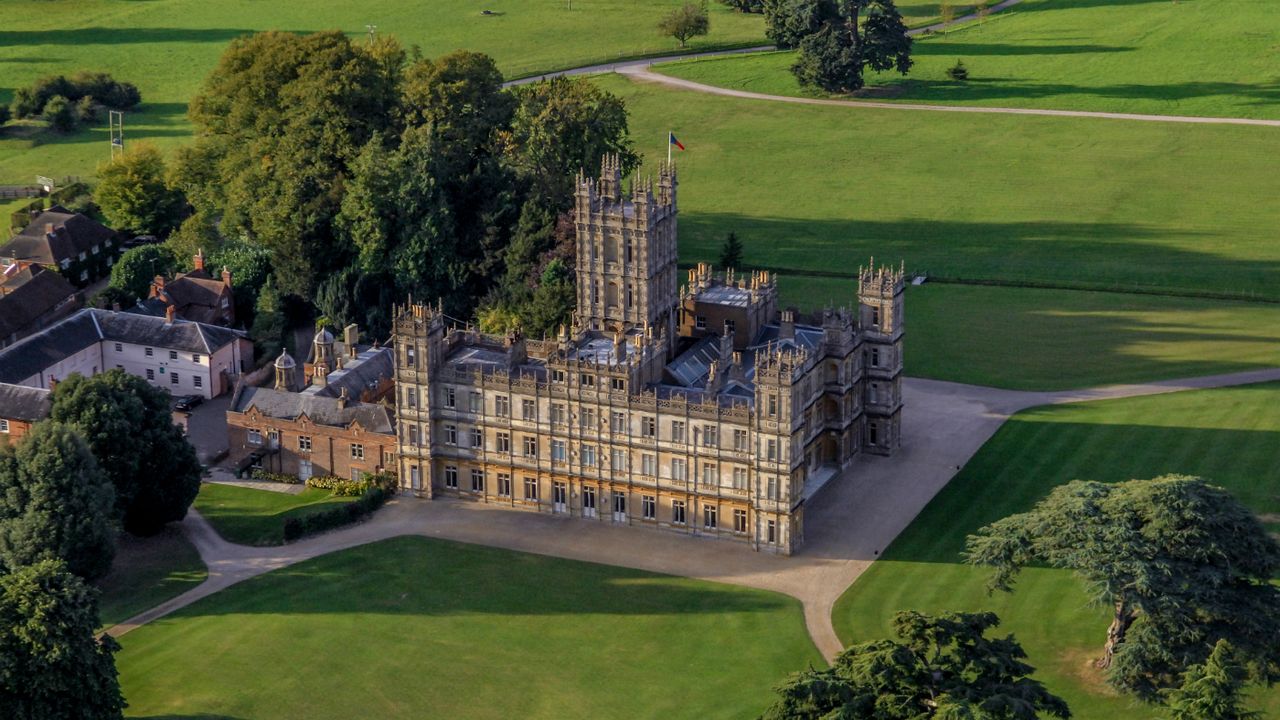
[43,95,77,133]
[74,96,99,124]
[249,468,302,485]
[947,60,969,81]
[720,0,764,12]
[281,485,390,542]
[10,71,141,122]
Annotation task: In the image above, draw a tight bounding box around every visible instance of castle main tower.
[858,259,906,454]
[573,155,679,346]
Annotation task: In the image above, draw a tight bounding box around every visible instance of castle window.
[671,459,687,481]
[611,378,625,392]
[443,387,455,408]
[696,315,707,330]
[551,370,565,383]
[871,307,881,327]
[641,453,656,476]
[611,411,627,433]
[702,425,718,448]
[580,409,596,429]
[494,395,510,417]
[468,392,481,412]
[444,466,458,489]
[470,427,482,447]
[523,436,537,458]
[703,505,718,529]
[406,387,417,408]
[471,469,485,493]
[672,500,686,525]
[766,439,778,461]
[496,433,510,453]
[733,429,748,451]
[351,444,365,460]
[767,477,778,500]
[552,440,566,462]
[522,399,536,421]
[871,348,880,367]
[409,425,420,446]
[869,422,879,446]
[582,446,597,466]
[733,467,748,489]
[671,421,686,444]
[611,449,626,471]
[404,345,416,367]
[642,495,656,520]
[444,424,457,445]
[869,384,879,404]
[551,404,566,425]
[733,509,748,534]
[523,477,538,502]
[169,350,178,360]
[497,473,512,497]
[768,394,777,416]
[298,436,311,452]
[580,373,595,387]
[702,463,717,485]
[767,520,777,544]
[642,416,656,438]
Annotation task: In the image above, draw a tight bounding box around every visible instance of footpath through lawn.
[833,382,1280,719]
[116,535,820,719]
[657,0,1280,120]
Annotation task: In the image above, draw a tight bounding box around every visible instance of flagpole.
[667,131,672,164]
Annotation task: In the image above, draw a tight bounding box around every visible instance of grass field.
[0,0,767,185]
[775,278,1280,390]
[193,483,354,546]
[832,382,1280,718]
[116,535,820,719]
[95,526,206,628]
[599,73,1280,300]
[658,0,1280,119]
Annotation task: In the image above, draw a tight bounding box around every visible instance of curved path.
[108,367,1280,663]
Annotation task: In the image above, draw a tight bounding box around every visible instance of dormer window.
[91,244,100,255]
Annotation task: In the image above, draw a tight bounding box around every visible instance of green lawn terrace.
[115,535,821,719]
[833,382,1280,718]
[775,280,1280,391]
[95,526,206,629]
[0,0,767,185]
[193,483,356,546]
[602,72,1280,300]
[656,0,1280,120]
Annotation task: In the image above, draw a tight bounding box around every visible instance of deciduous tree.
[0,423,115,580]
[659,2,711,48]
[761,610,1070,719]
[765,0,912,92]
[0,559,125,719]
[95,144,186,237]
[50,371,202,536]
[966,476,1280,699]
[108,244,177,304]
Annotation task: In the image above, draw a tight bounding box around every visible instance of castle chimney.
[337,386,350,410]
[165,304,177,323]
[344,324,359,359]
[193,248,205,272]
[221,266,232,288]
[613,331,627,363]
[720,321,734,362]
[779,310,795,340]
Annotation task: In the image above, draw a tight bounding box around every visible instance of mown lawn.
[95,525,206,628]
[776,278,1280,390]
[832,382,1280,719]
[657,0,1280,119]
[599,73,1280,300]
[193,483,354,546]
[0,0,766,185]
[116,535,820,719]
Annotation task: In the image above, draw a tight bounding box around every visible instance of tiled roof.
[0,266,78,339]
[0,308,247,384]
[0,382,52,422]
[233,386,394,434]
[0,207,117,266]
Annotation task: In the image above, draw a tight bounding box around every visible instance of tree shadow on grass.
[677,213,1280,301]
[170,536,797,619]
[0,27,294,47]
[913,42,1135,56]
[867,75,1280,108]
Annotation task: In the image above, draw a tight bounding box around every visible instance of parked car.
[175,394,203,412]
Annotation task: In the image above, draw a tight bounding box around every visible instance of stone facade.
[392,157,904,555]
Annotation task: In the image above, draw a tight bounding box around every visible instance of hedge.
[250,468,301,485]
[282,487,389,542]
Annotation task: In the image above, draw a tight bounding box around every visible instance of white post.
[667,131,672,164]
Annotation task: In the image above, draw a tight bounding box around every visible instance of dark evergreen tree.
[719,231,744,269]
[761,610,1070,719]
[250,275,288,360]
[1165,641,1260,720]
[0,559,125,719]
[50,371,201,536]
[966,475,1280,699]
[0,423,115,580]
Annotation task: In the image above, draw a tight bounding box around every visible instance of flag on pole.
[669,132,685,151]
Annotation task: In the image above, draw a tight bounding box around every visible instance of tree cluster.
[165,32,638,348]
[966,475,1280,704]
[764,0,913,93]
[94,144,187,238]
[9,71,140,133]
[762,610,1070,719]
[721,0,766,13]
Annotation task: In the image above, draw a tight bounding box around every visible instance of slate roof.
[307,346,394,400]
[0,308,247,384]
[0,265,78,340]
[0,382,52,422]
[233,386,394,434]
[0,206,118,266]
[144,270,232,325]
